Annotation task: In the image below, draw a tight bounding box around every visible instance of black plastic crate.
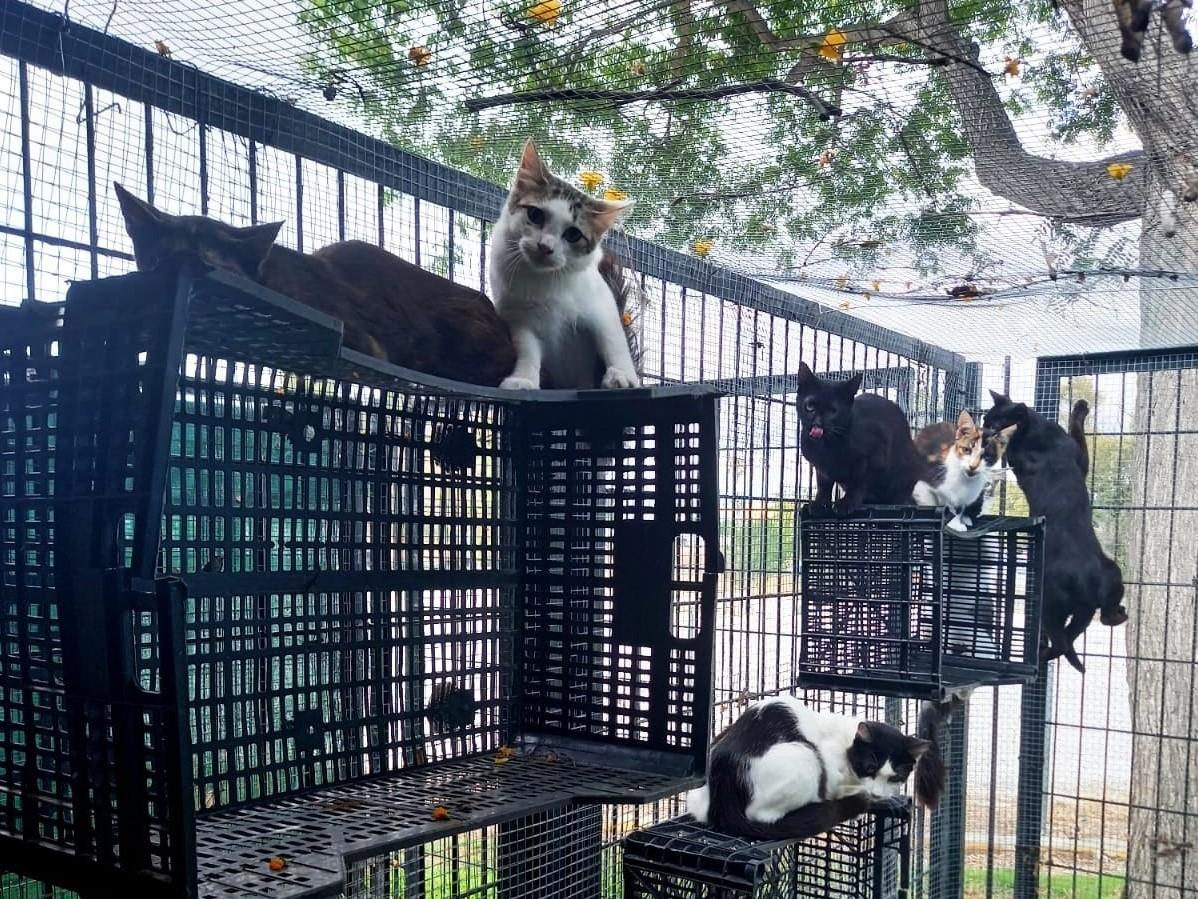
[799,506,1044,700]
[0,269,722,897]
[621,799,911,899]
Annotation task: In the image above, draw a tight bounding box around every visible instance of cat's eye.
[562,226,583,244]
[525,206,545,225]
[804,399,817,413]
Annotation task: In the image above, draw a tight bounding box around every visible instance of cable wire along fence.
[1,0,1195,897]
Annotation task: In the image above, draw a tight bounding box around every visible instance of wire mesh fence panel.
[0,5,980,898]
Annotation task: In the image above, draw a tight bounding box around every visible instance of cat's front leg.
[833,484,866,518]
[804,471,835,518]
[501,326,543,390]
[590,304,640,389]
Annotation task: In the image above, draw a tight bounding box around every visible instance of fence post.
[1013,359,1061,899]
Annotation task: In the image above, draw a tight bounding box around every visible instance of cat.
[685,696,942,840]
[797,362,929,517]
[113,182,516,386]
[983,391,1127,673]
[912,412,1016,531]
[488,140,641,390]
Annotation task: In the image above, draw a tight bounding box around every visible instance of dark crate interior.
[799,506,1044,700]
[622,800,911,899]
[0,267,721,897]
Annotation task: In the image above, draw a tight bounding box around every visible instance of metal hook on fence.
[75,98,122,126]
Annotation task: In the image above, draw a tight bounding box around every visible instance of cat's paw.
[601,367,641,390]
[500,375,539,391]
[946,516,968,533]
[802,500,833,519]
[832,498,862,518]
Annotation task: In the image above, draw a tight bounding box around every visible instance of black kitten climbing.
[983,392,1127,673]
[797,362,927,516]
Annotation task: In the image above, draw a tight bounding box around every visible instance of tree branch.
[719,0,916,51]
[464,79,841,119]
[721,0,1145,224]
[896,0,1145,224]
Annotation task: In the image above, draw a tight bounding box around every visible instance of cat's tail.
[1068,399,1090,476]
[711,795,872,842]
[598,250,643,376]
[914,696,964,808]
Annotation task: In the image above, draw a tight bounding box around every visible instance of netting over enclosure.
[2,0,1198,898]
[9,0,1198,354]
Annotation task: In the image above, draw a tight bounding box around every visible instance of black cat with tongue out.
[797,362,929,517]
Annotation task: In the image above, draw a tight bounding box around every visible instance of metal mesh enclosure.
[3,3,1113,899]
[799,506,1044,699]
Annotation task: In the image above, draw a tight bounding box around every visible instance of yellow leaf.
[603,188,628,201]
[871,280,881,292]
[1106,162,1133,181]
[621,312,633,327]
[527,0,561,25]
[834,275,848,288]
[579,170,604,190]
[1004,57,1020,77]
[817,150,835,169]
[838,300,851,309]
[629,61,647,77]
[818,30,847,62]
[154,40,172,59]
[861,292,872,300]
[408,46,432,66]
[693,239,714,257]
[496,745,516,759]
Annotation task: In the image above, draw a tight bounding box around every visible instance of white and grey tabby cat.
[489,140,641,390]
[911,412,1015,531]
[686,696,945,840]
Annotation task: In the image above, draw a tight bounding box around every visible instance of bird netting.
[20,0,1198,356]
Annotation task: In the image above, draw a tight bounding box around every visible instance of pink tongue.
[809,425,825,439]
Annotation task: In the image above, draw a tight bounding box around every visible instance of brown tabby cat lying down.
[114,183,515,387]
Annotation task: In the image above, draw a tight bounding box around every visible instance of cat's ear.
[230,221,283,276]
[515,139,549,192]
[908,737,933,759]
[988,389,1011,407]
[956,410,975,431]
[113,181,161,238]
[855,722,874,743]
[997,424,1018,442]
[591,198,634,234]
[797,362,816,388]
[841,372,864,397]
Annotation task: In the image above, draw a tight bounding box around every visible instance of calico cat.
[489,140,641,390]
[113,183,516,386]
[984,392,1127,673]
[686,696,942,840]
[912,412,1015,531]
[797,362,928,516]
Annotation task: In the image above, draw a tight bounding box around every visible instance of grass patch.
[964,868,1125,898]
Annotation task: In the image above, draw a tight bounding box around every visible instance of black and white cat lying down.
[687,696,948,840]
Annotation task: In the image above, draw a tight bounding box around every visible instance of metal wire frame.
[0,2,976,897]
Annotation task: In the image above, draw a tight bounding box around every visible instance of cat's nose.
[536,238,556,256]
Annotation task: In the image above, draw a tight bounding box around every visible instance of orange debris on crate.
[268,857,287,872]
[432,806,451,820]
